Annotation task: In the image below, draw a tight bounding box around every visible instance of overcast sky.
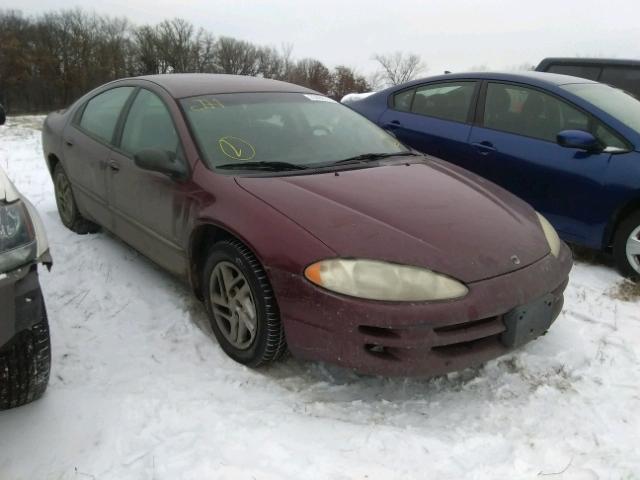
[10,0,640,77]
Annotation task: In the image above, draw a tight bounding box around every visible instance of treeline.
[0,9,370,113]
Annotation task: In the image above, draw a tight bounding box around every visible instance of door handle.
[471,142,496,155]
[64,139,74,147]
[108,160,121,172]
[385,120,402,128]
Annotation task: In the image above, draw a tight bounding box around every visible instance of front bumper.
[0,263,46,348]
[270,243,572,377]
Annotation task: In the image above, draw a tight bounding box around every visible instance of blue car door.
[378,81,479,171]
[467,81,619,247]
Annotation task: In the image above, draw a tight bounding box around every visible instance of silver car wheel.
[209,261,257,350]
[626,225,640,274]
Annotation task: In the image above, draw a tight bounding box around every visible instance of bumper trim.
[0,264,45,347]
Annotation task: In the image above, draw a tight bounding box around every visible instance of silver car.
[0,106,52,409]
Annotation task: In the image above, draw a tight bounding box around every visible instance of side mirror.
[0,104,6,126]
[133,148,187,180]
[557,130,601,152]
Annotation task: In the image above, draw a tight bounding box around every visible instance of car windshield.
[561,83,640,133]
[181,92,408,170]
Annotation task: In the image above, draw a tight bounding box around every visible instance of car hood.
[236,159,550,283]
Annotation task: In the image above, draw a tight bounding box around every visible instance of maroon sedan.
[42,74,572,376]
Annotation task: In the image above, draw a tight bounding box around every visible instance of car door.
[62,86,135,229]
[107,87,192,277]
[467,81,621,244]
[378,81,479,170]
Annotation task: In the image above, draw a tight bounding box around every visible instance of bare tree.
[373,51,426,86]
[256,46,284,79]
[155,18,197,73]
[0,8,378,113]
[288,58,332,94]
[134,25,160,74]
[195,29,216,73]
[366,71,386,91]
[330,66,369,99]
[280,43,294,80]
[214,36,259,75]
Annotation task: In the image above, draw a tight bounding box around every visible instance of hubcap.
[209,261,257,350]
[55,173,74,224]
[626,225,640,274]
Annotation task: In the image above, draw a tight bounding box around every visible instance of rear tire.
[0,303,51,410]
[202,239,287,367]
[53,163,100,234]
[613,211,640,280]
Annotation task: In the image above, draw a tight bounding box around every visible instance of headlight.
[536,212,561,258]
[304,259,468,302]
[0,201,37,272]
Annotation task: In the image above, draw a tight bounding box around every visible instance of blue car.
[348,72,640,278]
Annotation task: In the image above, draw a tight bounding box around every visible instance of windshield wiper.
[325,151,419,166]
[217,161,309,171]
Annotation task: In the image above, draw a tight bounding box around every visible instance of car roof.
[390,71,597,91]
[538,57,640,68]
[131,73,318,99]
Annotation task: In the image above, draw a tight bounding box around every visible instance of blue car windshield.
[562,83,640,133]
[181,92,408,169]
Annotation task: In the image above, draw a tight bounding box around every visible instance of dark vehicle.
[536,57,640,98]
[0,105,52,409]
[348,72,640,278]
[42,74,571,377]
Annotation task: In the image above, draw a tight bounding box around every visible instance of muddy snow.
[0,116,638,479]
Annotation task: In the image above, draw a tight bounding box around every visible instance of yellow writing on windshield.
[218,136,256,161]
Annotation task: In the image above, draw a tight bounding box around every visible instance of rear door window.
[79,87,134,143]
[545,64,601,81]
[410,82,476,123]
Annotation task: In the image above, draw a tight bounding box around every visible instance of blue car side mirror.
[557,130,601,152]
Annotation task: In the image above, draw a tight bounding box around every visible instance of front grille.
[431,335,502,358]
[432,316,506,346]
[359,314,507,359]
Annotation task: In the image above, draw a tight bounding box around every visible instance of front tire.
[53,163,100,234]
[202,239,286,367]
[0,303,51,410]
[613,211,640,279]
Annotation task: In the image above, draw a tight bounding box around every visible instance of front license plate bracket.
[500,293,556,348]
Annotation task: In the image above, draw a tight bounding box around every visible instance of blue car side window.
[484,82,625,148]
[393,89,415,112]
[411,82,476,123]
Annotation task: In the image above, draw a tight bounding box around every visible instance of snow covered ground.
[0,116,639,479]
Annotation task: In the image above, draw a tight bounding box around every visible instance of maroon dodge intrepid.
[42,74,572,376]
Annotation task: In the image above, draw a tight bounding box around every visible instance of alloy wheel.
[209,261,257,350]
[626,225,640,274]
